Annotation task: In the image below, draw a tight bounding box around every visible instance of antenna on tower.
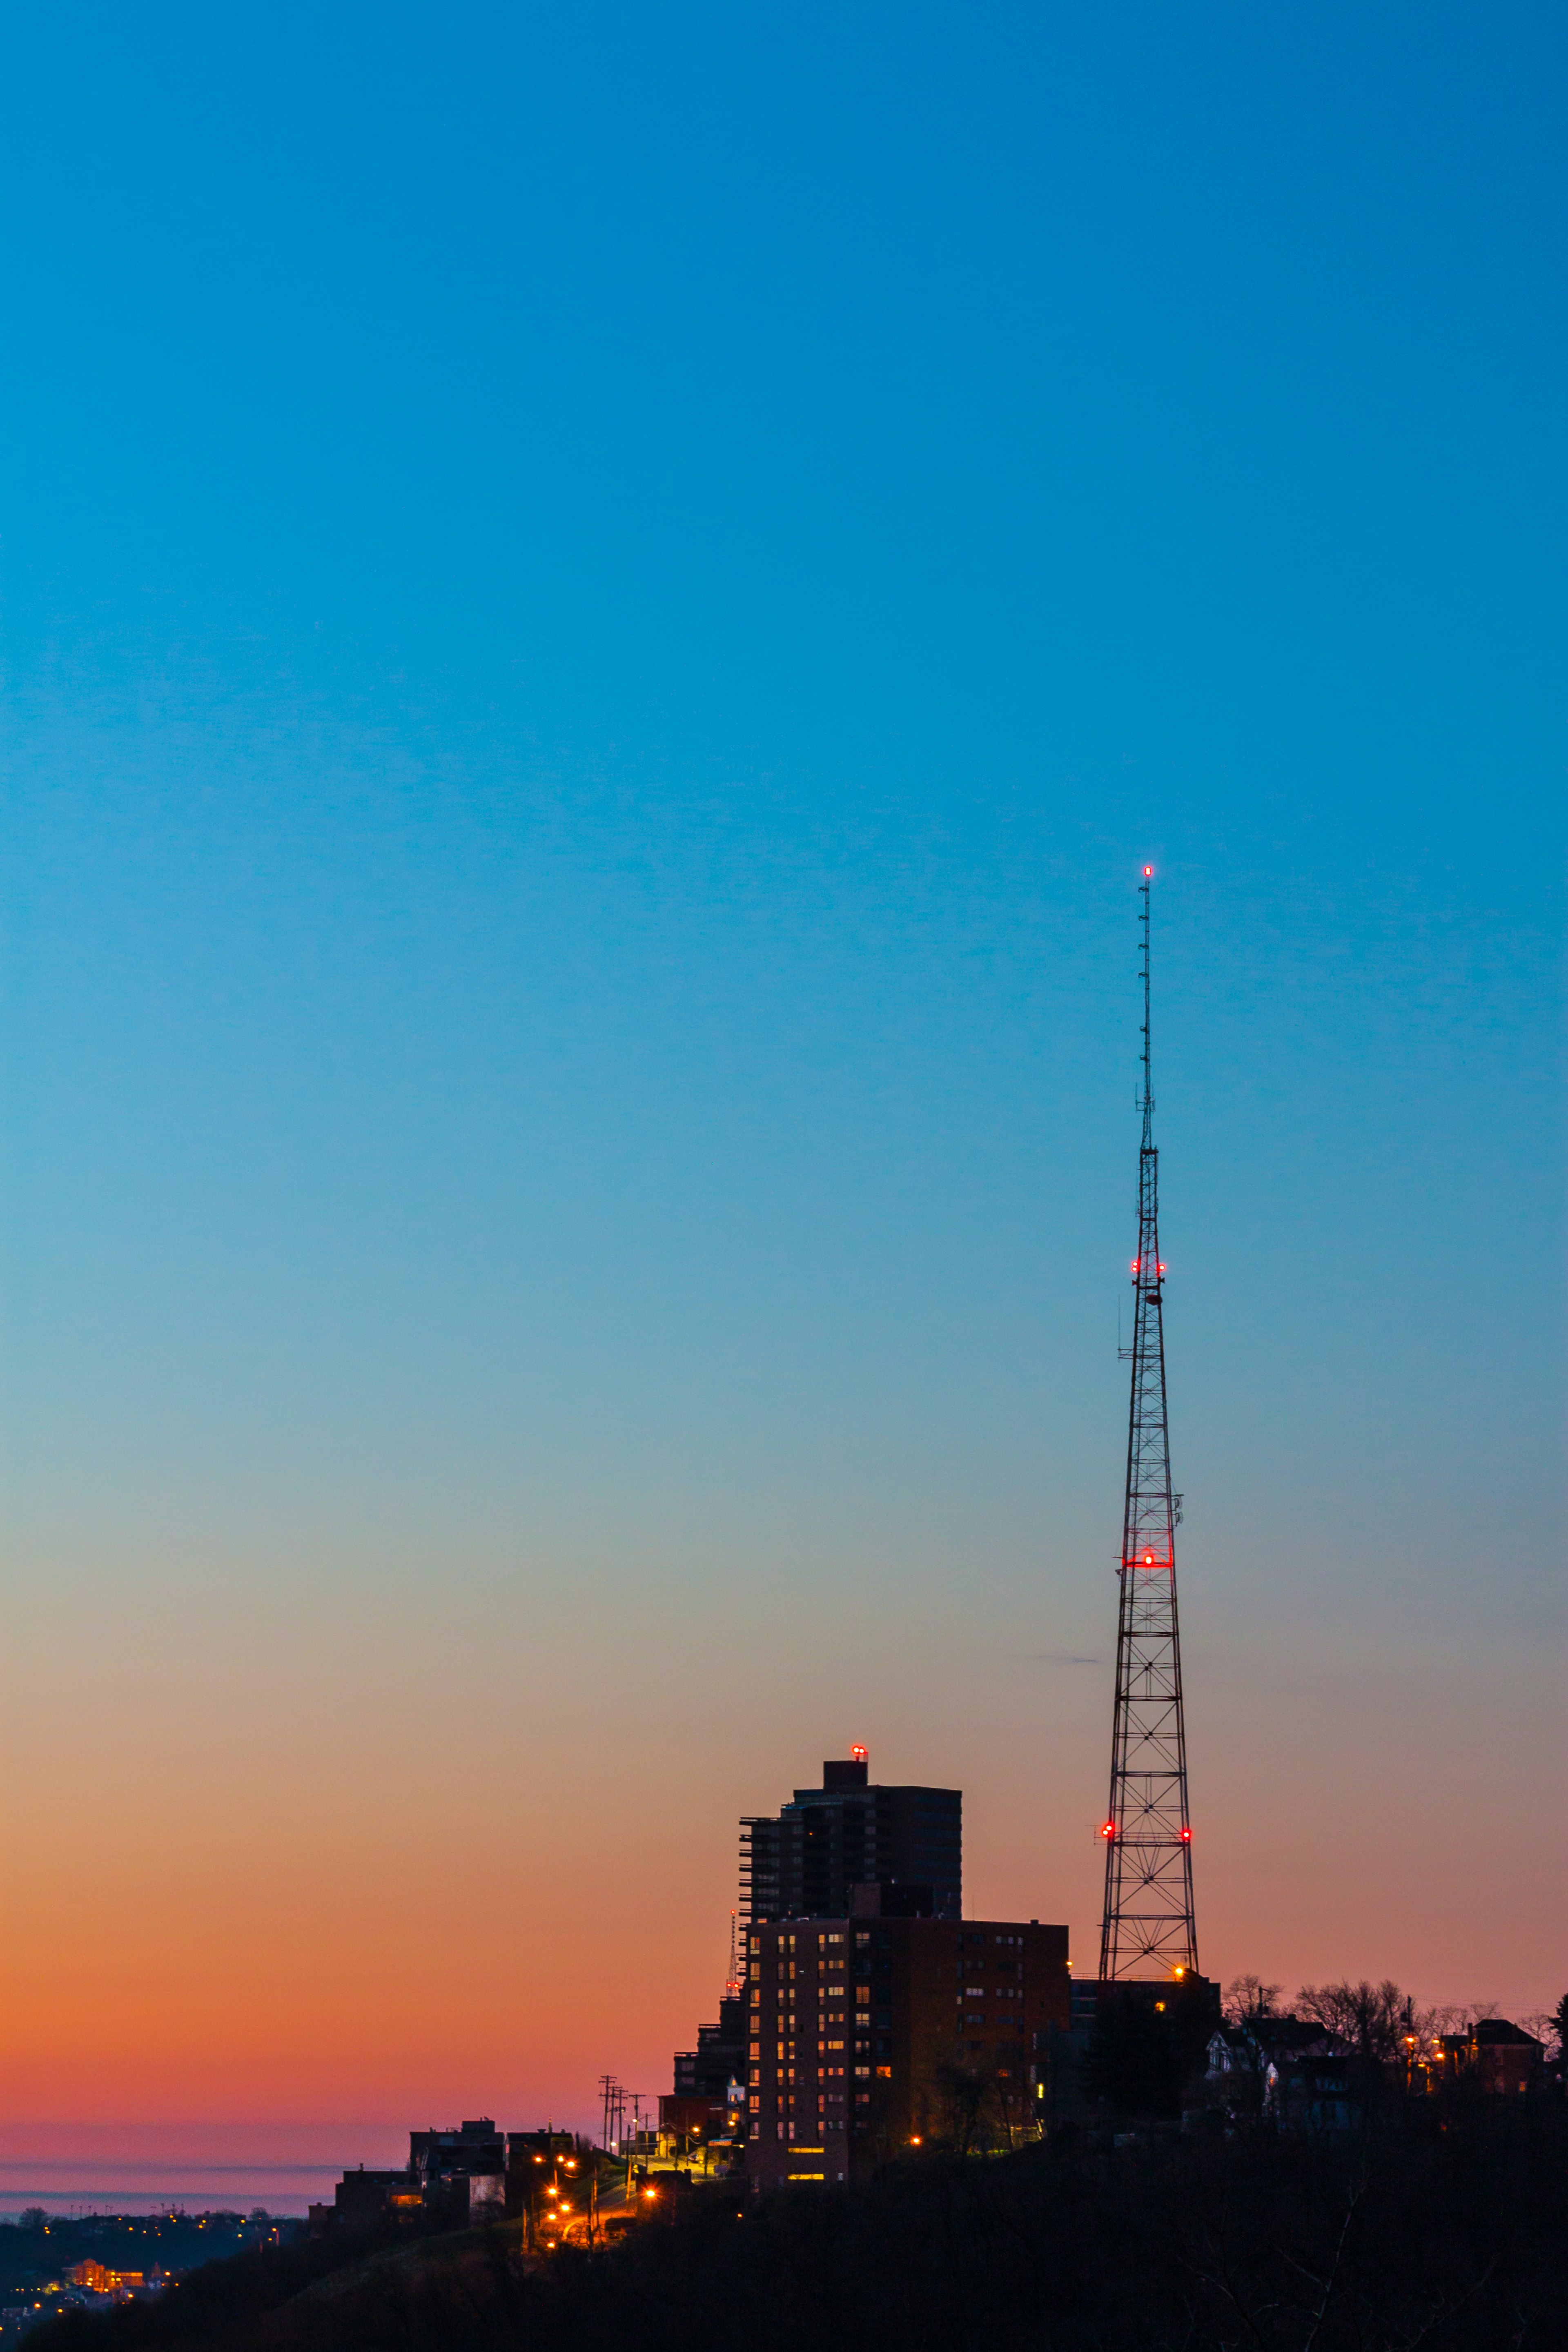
[1098,866,1198,1981]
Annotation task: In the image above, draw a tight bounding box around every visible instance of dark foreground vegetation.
[36,2101,1568,2352]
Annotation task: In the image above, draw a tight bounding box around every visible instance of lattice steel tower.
[1098,869,1198,1980]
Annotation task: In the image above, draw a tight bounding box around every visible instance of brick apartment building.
[742,1899,1070,2190]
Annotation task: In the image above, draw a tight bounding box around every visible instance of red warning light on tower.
[1100,1820,1116,1840]
[850,1744,868,1764]
[1179,1826,1192,1842]
[1143,865,1153,877]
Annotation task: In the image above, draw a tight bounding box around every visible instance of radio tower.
[1098,868,1198,1980]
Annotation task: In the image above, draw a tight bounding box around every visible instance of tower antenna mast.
[1098,868,1198,1979]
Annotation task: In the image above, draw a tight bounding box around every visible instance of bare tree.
[932,2051,996,2156]
[1294,1978,1417,2063]
[1223,1974,1282,2025]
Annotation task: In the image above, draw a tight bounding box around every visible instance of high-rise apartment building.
[740,1752,961,1924]
[742,1905,1070,2188]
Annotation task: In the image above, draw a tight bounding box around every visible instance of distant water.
[0,2124,413,2219]
[0,2165,341,2217]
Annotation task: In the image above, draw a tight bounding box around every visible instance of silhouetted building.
[674,1997,746,2098]
[740,1752,961,1924]
[662,1995,746,2157]
[1424,2019,1545,2097]
[1207,2015,1343,2085]
[658,2091,726,2145]
[506,2128,575,2162]
[325,2166,424,2227]
[411,2118,506,2214]
[742,1904,1070,2189]
[321,2121,508,2230]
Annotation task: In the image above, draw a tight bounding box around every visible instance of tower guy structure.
[1098,869,1198,1980]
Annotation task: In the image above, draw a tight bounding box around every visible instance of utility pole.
[1098,867,1198,1980]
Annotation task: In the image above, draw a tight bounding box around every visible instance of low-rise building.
[1417,2019,1545,2098]
[65,2263,145,2298]
[1205,2016,1356,2128]
[410,2118,506,2217]
[323,2166,425,2228]
[322,2119,510,2230]
[672,2000,746,2104]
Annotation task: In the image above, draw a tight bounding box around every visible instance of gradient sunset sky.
[0,0,1562,2170]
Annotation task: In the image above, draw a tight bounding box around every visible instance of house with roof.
[1205,2016,1357,2129]
[1409,2018,1545,2098]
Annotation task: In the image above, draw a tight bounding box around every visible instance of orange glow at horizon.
[1,1537,1560,2143]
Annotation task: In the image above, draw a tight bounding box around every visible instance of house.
[1205,2016,1356,2128]
[1412,2020,1545,2098]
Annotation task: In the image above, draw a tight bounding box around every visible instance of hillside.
[31,2102,1568,2352]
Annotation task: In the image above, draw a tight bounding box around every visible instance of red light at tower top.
[1143,864,1153,876]
[850,1743,868,1763]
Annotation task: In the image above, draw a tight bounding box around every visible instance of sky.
[0,0,1562,2201]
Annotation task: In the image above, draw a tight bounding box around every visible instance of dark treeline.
[35,2099,1568,2352]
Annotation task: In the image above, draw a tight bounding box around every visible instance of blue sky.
[0,1,1562,2129]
